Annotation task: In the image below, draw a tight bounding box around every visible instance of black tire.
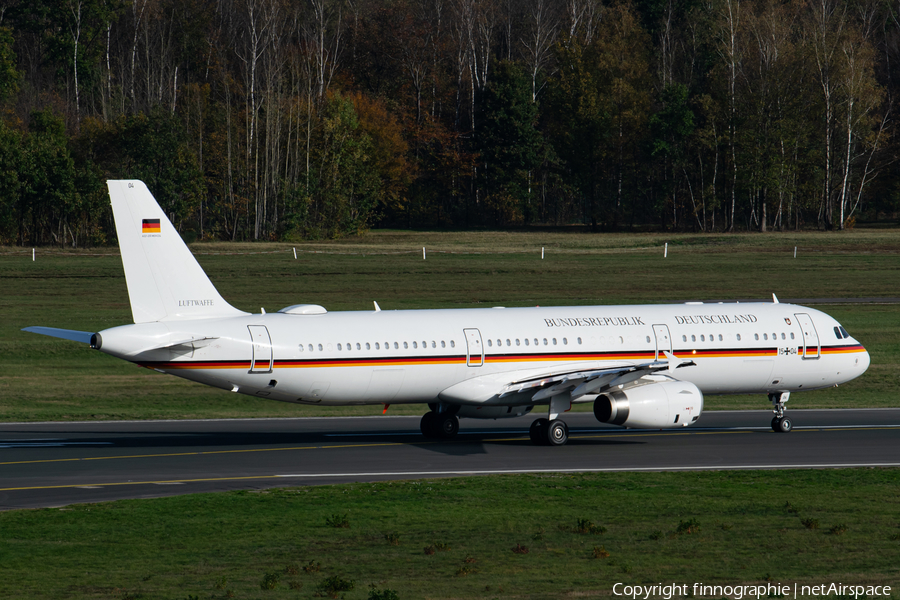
[547,420,569,446]
[435,414,460,439]
[420,412,437,438]
[529,418,549,445]
[771,417,781,433]
[778,417,793,433]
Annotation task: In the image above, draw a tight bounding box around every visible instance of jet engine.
[593,379,703,428]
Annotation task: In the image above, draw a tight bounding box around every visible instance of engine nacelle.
[593,379,703,428]
[456,405,534,420]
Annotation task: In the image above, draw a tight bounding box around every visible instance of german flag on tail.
[142,219,161,234]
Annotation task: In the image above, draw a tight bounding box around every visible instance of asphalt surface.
[2,408,899,510]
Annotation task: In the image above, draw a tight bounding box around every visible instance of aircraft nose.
[857,345,871,374]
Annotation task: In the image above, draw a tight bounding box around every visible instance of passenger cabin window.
[450,340,455,348]
[337,344,342,351]
[577,337,583,345]
[318,343,323,351]
[299,344,304,352]
[543,338,548,345]
[516,339,521,346]
[737,334,741,341]
[552,338,557,345]
[441,341,446,348]
[691,335,696,342]
[683,335,687,342]
[718,334,723,341]
[563,338,568,345]
[487,339,492,347]
[754,334,759,341]
[790,333,795,340]
[308,344,314,352]
[700,335,705,342]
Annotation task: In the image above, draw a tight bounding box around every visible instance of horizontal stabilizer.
[22,327,94,344]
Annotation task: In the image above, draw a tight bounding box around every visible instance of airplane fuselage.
[94,302,868,409]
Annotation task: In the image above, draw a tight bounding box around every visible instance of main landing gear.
[420,404,460,440]
[529,394,571,446]
[529,418,569,446]
[770,391,792,433]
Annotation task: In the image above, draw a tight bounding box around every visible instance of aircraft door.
[652,324,672,361]
[794,313,820,359]
[464,328,484,367]
[248,325,273,373]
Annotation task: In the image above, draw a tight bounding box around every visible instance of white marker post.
[541,247,544,260]
[664,243,668,258]
[423,247,426,260]
[32,248,35,261]
[794,247,797,258]
[293,247,297,259]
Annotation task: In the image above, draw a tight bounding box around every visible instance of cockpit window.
[839,326,850,339]
[834,326,842,339]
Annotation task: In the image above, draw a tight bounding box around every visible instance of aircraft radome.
[24,181,870,446]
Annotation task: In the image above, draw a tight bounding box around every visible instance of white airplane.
[24,181,870,445]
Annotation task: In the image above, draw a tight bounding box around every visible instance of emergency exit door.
[464,328,484,367]
[653,324,672,361]
[248,325,273,372]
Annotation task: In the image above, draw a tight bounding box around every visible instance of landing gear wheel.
[420,412,437,438]
[435,413,460,439]
[420,411,459,439]
[547,420,569,446]
[771,416,793,433]
[529,418,549,445]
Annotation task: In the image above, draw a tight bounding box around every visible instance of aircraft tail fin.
[107,180,248,323]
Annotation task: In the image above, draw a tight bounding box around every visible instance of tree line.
[0,0,897,246]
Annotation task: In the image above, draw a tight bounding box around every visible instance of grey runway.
[2,408,899,510]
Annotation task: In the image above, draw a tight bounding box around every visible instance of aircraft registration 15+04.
[24,181,870,446]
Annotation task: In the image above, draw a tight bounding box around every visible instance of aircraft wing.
[439,352,696,405]
[22,326,94,344]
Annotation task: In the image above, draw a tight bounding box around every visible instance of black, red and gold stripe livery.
[134,344,867,373]
[141,218,161,234]
[821,343,867,356]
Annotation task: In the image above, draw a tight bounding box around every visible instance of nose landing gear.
[769,392,792,433]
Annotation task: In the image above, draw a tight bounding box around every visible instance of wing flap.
[440,356,697,406]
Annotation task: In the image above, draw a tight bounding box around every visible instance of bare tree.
[521,0,560,101]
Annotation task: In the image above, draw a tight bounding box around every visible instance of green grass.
[1,470,898,599]
[2,229,899,421]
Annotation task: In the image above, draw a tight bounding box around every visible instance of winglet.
[373,301,381,312]
[772,293,779,304]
